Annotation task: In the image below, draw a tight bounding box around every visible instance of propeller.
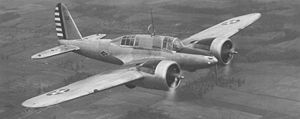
[212,56,234,81]
[223,63,232,77]
[166,72,183,104]
[39,79,45,94]
[221,41,238,63]
[166,84,177,102]
[214,63,219,80]
[212,52,236,81]
[165,82,178,105]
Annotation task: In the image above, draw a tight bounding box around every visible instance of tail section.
[31,3,82,59]
[55,3,82,40]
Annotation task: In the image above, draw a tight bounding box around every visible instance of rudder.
[54,3,82,40]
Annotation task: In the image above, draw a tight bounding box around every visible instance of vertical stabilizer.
[54,3,82,40]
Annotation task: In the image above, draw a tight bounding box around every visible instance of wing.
[31,45,79,59]
[182,13,261,45]
[115,54,166,65]
[22,68,144,108]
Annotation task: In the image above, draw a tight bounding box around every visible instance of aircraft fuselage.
[59,34,218,71]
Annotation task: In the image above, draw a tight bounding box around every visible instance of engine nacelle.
[126,60,183,91]
[210,38,236,65]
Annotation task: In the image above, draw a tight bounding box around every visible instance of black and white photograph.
[0,0,300,119]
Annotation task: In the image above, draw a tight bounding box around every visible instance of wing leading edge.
[22,68,144,108]
[182,13,261,45]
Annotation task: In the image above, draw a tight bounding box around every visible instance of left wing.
[182,13,261,45]
[22,68,143,108]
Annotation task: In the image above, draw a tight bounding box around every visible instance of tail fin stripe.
[54,20,61,23]
[54,12,60,16]
[56,26,62,29]
[55,26,63,33]
[56,30,63,33]
[57,33,64,37]
[54,3,82,40]
[56,28,63,32]
[57,32,64,35]
[54,17,61,21]
[55,3,66,39]
[55,23,62,26]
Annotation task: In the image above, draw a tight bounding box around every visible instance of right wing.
[182,13,261,45]
[22,68,144,108]
[31,45,79,59]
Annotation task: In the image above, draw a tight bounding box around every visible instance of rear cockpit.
[112,34,183,52]
[120,35,138,47]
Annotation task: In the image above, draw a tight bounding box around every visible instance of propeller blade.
[223,63,231,77]
[165,86,177,104]
[215,64,218,80]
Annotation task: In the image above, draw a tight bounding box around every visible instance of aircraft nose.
[207,56,218,65]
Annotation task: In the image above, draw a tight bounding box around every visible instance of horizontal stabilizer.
[31,45,79,59]
[83,34,107,40]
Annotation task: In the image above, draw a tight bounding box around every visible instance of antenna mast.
[150,9,155,36]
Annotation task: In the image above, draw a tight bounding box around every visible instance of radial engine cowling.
[126,60,183,91]
[210,38,237,65]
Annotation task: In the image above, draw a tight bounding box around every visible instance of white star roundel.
[46,88,70,96]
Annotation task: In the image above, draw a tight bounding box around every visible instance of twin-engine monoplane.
[22,3,261,108]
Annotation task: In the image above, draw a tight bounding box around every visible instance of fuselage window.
[134,39,139,46]
[129,39,134,46]
[125,38,130,45]
[167,40,172,50]
[121,38,126,45]
[153,37,162,49]
[121,35,136,46]
[163,37,174,51]
[162,39,167,48]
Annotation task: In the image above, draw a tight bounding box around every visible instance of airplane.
[22,3,261,108]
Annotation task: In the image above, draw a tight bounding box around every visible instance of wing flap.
[183,13,261,45]
[22,68,144,108]
[31,45,79,59]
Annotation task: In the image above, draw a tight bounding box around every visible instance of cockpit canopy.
[120,35,138,46]
[113,34,183,51]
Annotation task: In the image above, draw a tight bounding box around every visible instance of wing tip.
[251,12,262,19]
[244,13,262,21]
[22,99,44,108]
[31,54,43,59]
[22,97,55,108]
